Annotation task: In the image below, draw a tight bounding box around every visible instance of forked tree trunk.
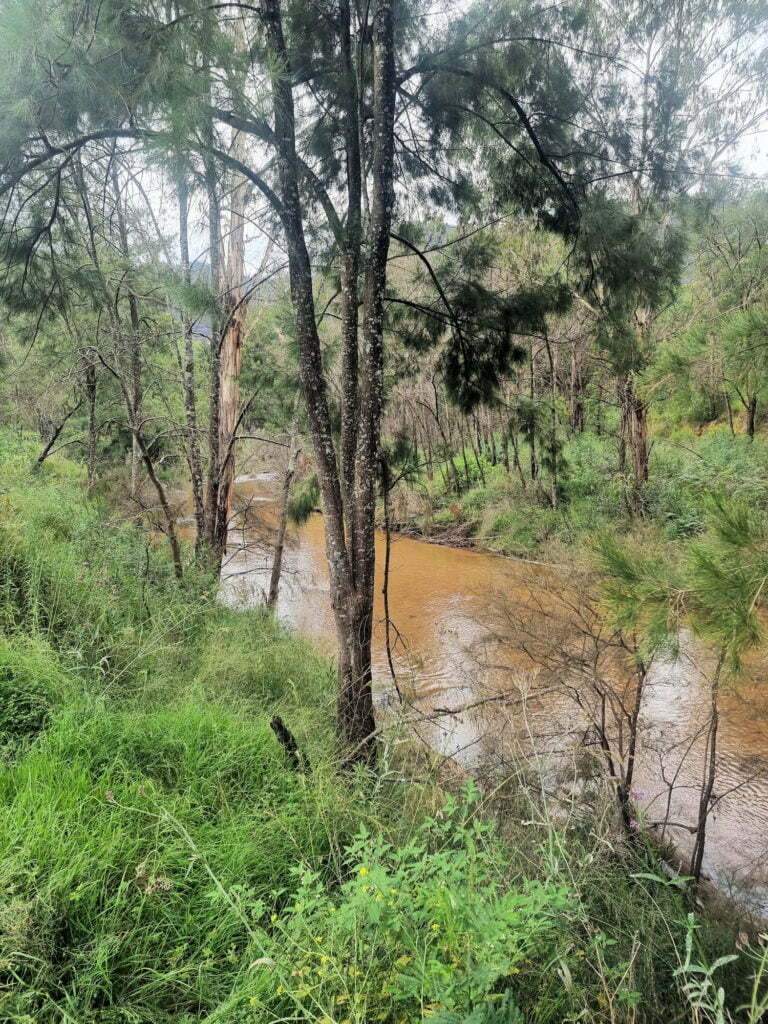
[260,0,394,763]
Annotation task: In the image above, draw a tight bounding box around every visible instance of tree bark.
[85,357,97,491]
[110,166,143,499]
[259,0,383,764]
[177,173,206,551]
[690,655,723,883]
[343,0,396,760]
[746,393,758,438]
[213,137,250,562]
[202,99,224,561]
[267,406,301,608]
[339,0,362,555]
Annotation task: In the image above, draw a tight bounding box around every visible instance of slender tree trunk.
[725,391,735,436]
[690,655,723,883]
[500,419,510,473]
[202,109,224,561]
[343,0,396,760]
[616,660,647,833]
[544,334,558,509]
[528,346,539,483]
[177,173,206,550]
[381,457,402,702]
[617,378,627,474]
[569,337,586,433]
[469,413,486,486]
[510,427,526,489]
[267,406,301,608]
[111,166,143,499]
[339,0,362,554]
[34,400,83,468]
[459,421,472,490]
[214,144,251,562]
[85,357,97,491]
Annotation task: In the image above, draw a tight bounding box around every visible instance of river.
[220,472,768,911]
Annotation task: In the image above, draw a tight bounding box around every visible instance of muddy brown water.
[220,474,768,909]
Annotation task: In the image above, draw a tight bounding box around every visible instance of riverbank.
[384,424,768,563]
[2,435,768,1022]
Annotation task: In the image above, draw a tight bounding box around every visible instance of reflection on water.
[221,476,768,908]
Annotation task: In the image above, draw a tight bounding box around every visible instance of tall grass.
[0,434,765,1023]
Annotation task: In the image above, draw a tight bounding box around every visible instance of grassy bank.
[0,434,766,1023]
[388,423,768,562]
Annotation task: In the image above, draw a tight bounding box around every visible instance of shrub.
[249,785,570,1024]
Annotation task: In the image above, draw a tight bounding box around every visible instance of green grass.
[0,434,766,1023]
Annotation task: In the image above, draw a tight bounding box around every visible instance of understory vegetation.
[393,423,768,560]
[1,437,767,1023]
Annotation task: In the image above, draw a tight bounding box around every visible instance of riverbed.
[221,472,768,910]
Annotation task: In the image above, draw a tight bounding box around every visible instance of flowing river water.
[218,472,768,910]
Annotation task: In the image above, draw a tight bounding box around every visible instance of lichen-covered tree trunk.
[260,0,395,763]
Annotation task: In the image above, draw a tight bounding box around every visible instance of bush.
[237,785,570,1024]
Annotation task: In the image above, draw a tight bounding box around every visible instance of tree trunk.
[725,391,735,436]
[343,0,396,761]
[85,357,97,491]
[746,394,758,438]
[259,0,396,764]
[177,173,206,551]
[213,146,250,562]
[202,108,224,562]
[569,337,586,433]
[339,0,362,554]
[267,407,301,608]
[620,375,649,515]
[110,166,143,499]
[690,655,723,883]
[544,334,558,509]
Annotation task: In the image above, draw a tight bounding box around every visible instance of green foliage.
[259,786,569,1023]
[0,441,764,1023]
[287,474,321,526]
